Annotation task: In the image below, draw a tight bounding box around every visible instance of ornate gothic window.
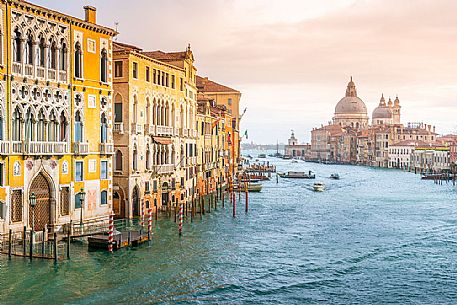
[26,32,33,65]
[74,111,83,142]
[48,111,57,142]
[60,39,67,71]
[100,48,108,82]
[133,145,138,171]
[100,113,107,143]
[13,28,21,63]
[49,40,57,70]
[74,42,82,78]
[37,110,45,141]
[38,36,46,67]
[12,107,22,141]
[146,145,150,170]
[25,108,34,141]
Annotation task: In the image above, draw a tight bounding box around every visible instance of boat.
[329,173,340,180]
[282,155,292,160]
[258,154,266,158]
[313,182,325,192]
[278,171,315,179]
[292,160,298,163]
[234,182,262,192]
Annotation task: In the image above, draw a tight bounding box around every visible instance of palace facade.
[0,2,116,234]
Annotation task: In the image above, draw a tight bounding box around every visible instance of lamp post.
[79,188,86,226]
[29,192,37,231]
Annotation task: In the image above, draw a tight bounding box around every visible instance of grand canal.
[2,154,457,304]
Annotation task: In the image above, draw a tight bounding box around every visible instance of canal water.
[2,154,457,304]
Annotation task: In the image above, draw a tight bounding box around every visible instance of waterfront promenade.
[1,154,457,304]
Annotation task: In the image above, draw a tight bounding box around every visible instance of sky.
[35,0,457,144]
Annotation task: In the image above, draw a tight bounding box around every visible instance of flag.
[211,117,222,129]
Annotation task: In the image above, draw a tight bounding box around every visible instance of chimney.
[433,126,436,133]
[84,6,97,24]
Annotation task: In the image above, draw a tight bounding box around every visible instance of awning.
[153,137,173,145]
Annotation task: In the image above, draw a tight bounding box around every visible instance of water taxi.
[330,173,340,180]
[278,171,315,179]
[313,182,325,192]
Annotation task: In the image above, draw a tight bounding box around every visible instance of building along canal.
[2,154,457,304]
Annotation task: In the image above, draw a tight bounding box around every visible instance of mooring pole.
[29,229,33,260]
[8,229,12,259]
[108,213,114,253]
[53,232,58,263]
[148,208,152,241]
[179,203,183,237]
[245,181,249,213]
[23,226,27,256]
[67,228,71,259]
[42,229,45,256]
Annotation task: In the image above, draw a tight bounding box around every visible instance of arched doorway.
[29,173,52,231]
[162,182,169,209]
[132,186,140,217]
[113,191,125,219]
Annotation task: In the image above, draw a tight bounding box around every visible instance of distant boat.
[278,171,315,179]
[282,155,292,160]
[329,173,340,180]
[292,160,298,163]
[258,154,267,158]
[234,182,262,192]
[313,182,325,192]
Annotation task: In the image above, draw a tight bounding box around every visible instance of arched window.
[37,110,45,141]
[26,32,33,65]
[60,112,67,141]
[74,111,83,142]
[60,39,67,71]
[152,100,157,125]
[100,113,107,143]
[48,111,57,141]
[133,95,138,124]
[146,145,150,170]
[25,109,34,141]
[133,145,138,171]
[100,190,108,205]
[74,42,82,78]
[114,94,123,123]
[13,28,22,63]
[146,98,150,125]
[0,113,3,141]
[49,40,57,70]
[100,48,107,82]
[38,36,46,67]
[115,150,123,171]
[12,107,22,141]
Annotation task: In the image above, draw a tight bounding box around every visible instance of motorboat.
[258,154,267,158]
[292,160,298,163]
[329,173,340,180]
[278,171,315,179]
[234,182,262,192]
[313,182,325,192]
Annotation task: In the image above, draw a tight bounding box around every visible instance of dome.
[335,96,368,115]
[372,106,393,119]
[334,77,368,115]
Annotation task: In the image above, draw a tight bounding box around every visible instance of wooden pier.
[88,231,151,250]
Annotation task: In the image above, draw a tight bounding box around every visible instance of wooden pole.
[42,229,45,257]
[245,181,248,213]
[53,232,58,263]
[108,213,114,253]
[67,229,71,259]
[8,229,12,259]
[179,203,183,237]
[23,226,27,256]
[29,229,33,260]
[148,208,152,241]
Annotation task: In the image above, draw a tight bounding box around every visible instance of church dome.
[372,106,393,119]
[334,77,368,115]
[335,96,367,114]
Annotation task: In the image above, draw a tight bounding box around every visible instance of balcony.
[11,141,68,155]
[131,123,143,135]
[181,128,189,137]
[24,64,33,77]
[73,142,89,155]
[100,142,114,155]
[59,70,67,82]
[148,125,156,135]
[114,123,124,134]
[204,134,212,141]
[157,125,173,137]
[192,129,197,138]
[36,66,45,78]
[12,62,22,74]
[0,141,9,154]
[47,69,56,81]
[155,164,175,174]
